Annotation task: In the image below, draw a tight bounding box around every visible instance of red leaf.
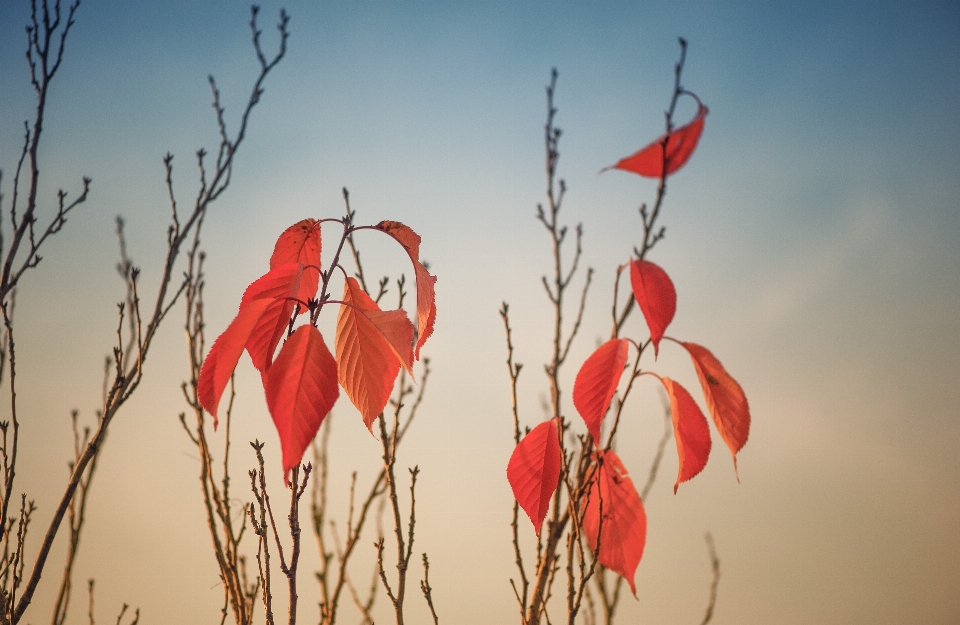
[269,219,321,308]
[680,341,750,477]
[364,309,415,376]
[335,277,405,430]
[198,297,277,427]
[582,450,646,596]
[573,339,629,442]
[240,263,304,372]
[629,260,676,357]
[604,101,708,178]
[264,325,339,482]
[660,377,711,493]
[239,262,303,310]
[374,221,437,359]
[507,418,561,536]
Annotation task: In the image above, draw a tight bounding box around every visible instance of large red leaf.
[604,102,708,178]
[198,297,277,427]
[240,262,304,372]
[269,219,321,308]
[374,221,437,359]
[679,341,750,477]
[629,259,676,357]
[264,325,339,482]
[507,418,561,536]
[573,338,629,442]
[660,376,711,493]
[335,277,405,430]
[582,450,646,596]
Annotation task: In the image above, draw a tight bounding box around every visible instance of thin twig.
[699,533,720,625]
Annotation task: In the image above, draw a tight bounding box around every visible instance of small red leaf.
[335,278,404,430]
[507,418,561,536]
[198,297,277,426]
[270,219,321,307]
[604,101,708,178]
[582,450,646,596]
[680,341,750,477]
[374,221,437,359]
[573,339,629,442]
[629,260,676,357]
[264,325,339,482]
[660,377,711,493]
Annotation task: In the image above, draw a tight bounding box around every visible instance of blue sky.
[1,1,958,623]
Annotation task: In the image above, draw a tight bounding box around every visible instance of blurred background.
[1,0,958,623]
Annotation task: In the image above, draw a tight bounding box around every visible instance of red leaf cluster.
[198,219,435,481]
[506,89,753,601]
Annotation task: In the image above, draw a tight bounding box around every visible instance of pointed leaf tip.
[680,341,750,478]
[507,418,561,536]
[629,260,676,357]
[606,101,708,178]
[660,377,711,493]
[573,339,630,442]
[582,450,646,596]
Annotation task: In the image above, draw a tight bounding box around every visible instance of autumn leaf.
[335,277,410,430]
[264,325,339,482]
[678,341,750,477]
[507,418,561,536]
[241,262,304,372]
[659,376,711,493]
[270,218,321,307]
[582,450,646,596]
[629,259,676,357]
[198,297,279,427]
[374,220,437,359]
[573,338,630,442]
[603,100,708,178]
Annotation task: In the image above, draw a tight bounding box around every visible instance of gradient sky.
[1,1,958,624]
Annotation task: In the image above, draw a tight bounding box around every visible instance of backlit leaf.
[335,277,404,430]
[604,101,708,178]
[239,262,304,310]
[573,338,630,442]
[198,297,277,427]
[241,262,304,372]
[680,341,750,477]
[269,219,321,308]
[264,325,339,482]
[507,418,561,536]
[582,450,646,596]
[629,259,676,357]
[374,221,437,359]
[660,376,711,493]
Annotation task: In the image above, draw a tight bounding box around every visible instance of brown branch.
[10,7,288,622]
[420,553,439,625]
[614,38,689,337]
[699,533,720,625]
